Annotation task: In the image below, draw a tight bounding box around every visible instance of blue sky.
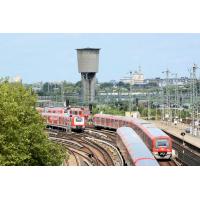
[0,33,200,83]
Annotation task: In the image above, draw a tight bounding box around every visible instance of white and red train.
[117,127,159,166]
[42,112,85,132]
[93,114,172,160]
[37,107,86,132]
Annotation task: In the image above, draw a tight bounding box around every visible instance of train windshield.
[75,117,83,122]
[156,139,169,148]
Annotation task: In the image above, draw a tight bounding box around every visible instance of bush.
[0,82,67,166]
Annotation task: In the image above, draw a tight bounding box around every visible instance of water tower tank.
[76,48,100,104]
[77,48,100,73]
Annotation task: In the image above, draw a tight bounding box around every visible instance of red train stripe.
[134,157,156,165]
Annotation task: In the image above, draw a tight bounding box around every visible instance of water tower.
[76,48,100,103]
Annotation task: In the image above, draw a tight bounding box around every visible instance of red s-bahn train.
[117,127,159,166]
[42,112,85,132]
[93,114,172,160]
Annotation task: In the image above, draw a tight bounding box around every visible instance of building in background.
[120,66,144,85]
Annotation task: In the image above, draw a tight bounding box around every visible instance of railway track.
[163,130,200,166]
[158,160,178,166]
[172,140,200,166]
[48,130,122,166]
[50,136,105,166]
[66,149,80,166]
[84,128,117,143]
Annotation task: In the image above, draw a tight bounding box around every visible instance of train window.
[138,129,144,139]
[147,138,152,148]
[130,124,134,129]
[75,117,83,122]
[143,134,146,142]
[75,111,78,115]
[156,139,169,148]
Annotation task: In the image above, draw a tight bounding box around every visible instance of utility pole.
[129,71,133,115]
[190,64,198,136]
[48,82,50,94]
[179,89,183,125]
[162,68,171,125]
[147,91,151,120]
[161,82,165,121]
[172,73,178,123]
[61,82,63,105]
[117,82,119,110]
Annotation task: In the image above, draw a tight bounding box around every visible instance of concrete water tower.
[76,48,100,103]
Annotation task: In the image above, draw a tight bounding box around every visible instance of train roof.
[117,127,159,166]
[146,128,168,137]
[132,118,168,138]
[45,107,65,110]
[41,112,68,117]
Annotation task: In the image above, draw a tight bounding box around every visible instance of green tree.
[0,82,67,166]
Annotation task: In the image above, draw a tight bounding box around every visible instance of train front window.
[156,139,169,148]
[75,117,83,122]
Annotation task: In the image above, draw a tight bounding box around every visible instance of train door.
[59,116,64,126]
[107,118,111,128]
[106,118,109,127]
[53,116,58,125]
[102,118,105,126]
[48,116,52,124]
[114,119,118,129]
